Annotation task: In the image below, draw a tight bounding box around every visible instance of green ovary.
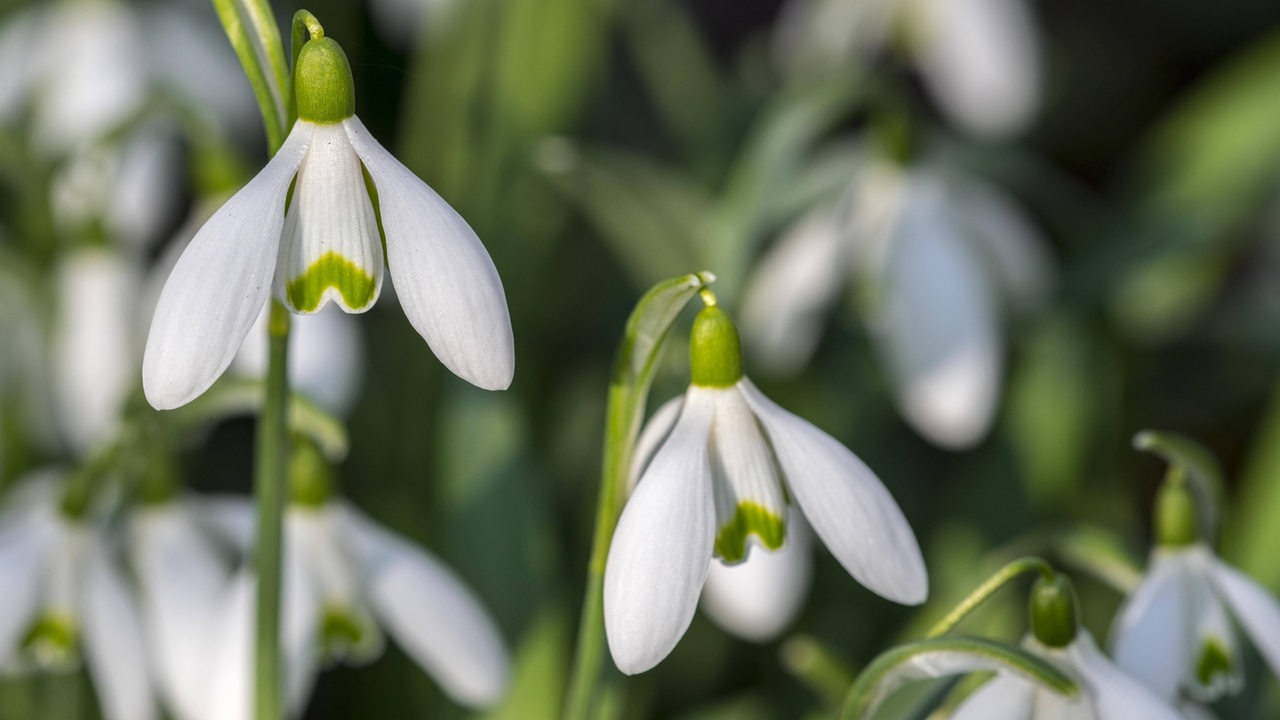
[1196,637,1233,686]
[715,502,785,563]
[286,251,377,312]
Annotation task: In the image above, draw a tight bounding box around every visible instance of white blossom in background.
[742,152,1053,449]
[605,307,926,674]
[144,37,514,410]
[199,497,510,718]
[129,499,235,720]
[774,0,1040,137]
[950,632,1183,720]
[1113,543,1280,703]
[233,305,365,416]
[52,248,143,455]
[0,472,156,720]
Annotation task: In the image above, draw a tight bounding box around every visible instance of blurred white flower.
[0,472,156,720]
[52,248,143,455]
[129,498,234,720]
[605,306,926,674]
[202,497,510,718]
[774,0,1040,137]
[144,38,513,410]
[742,154,1052,449]
[951,632,1183,720]
[233,305,365,416]
[1113,543,1280,703]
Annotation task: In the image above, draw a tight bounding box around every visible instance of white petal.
[81,544,157,720]
[1184,575,1242,700]
[191,495,257,554]
[0,516,52,666]
[872,174,1001,449]
[604,388,717,674]
[282,519,322,715]
[1208,557,1280,681]
[700,509,813,642]
[1070,632,1185,720]
[130,503,232,720]
[628,395,684,493]
[53,249,139,454]
[344,117,514,390]
[344,505,510,707]
[204,571,254,720]
[740,208,848,375]
[738,378,927,604]
[951,675,1035,720]
[276,122,384,314]
[107,127,184,249]
[914,0,1040,136]
[708,387,788,563]
[142,123,311,410]
[1111,551,1191,701]
[951,176,1055,314]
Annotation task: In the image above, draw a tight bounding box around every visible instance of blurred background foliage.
[5,0,1280,717]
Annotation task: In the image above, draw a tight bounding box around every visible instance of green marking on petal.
[1196,637,1233,686]
[321,605,381,664]
[22,612,79,670]
[286,251,377,312]
[715,502,785,563]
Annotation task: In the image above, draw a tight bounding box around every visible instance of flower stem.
[563,273,715,720]
[925,556,1055,639]
[254,300,291,720]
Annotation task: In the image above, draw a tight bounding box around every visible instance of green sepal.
[285,251,378,313]
[689,305,744,388]
[840,637,1077,720]
[22,613,79,670]
[1155,477,1199,547]
[294,37,355,124]
[714,502,785,563]
[1029,574,1078,649]
[1133,429,1222,541]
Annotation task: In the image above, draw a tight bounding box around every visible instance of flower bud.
[1154,476,1198,548]
[294,37,355,124]
[1029,572,1078,648]
[690,305,744,388]
[289,438,335,506]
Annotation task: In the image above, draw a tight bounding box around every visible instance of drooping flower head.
[1113,477,1280,703]
[952,573,1184,720]
[144,31,513,409]
[604,301,927,674]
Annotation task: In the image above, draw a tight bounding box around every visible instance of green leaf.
[542,145,712,285]
[1226,380,1280,590]
[841,637,1077,720]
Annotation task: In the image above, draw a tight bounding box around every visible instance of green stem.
[210,0,289,151]
[925,557,1055,639]
[254,301,291,720]
[564,382,632,720]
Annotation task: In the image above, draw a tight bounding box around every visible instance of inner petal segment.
[708,387,787,564]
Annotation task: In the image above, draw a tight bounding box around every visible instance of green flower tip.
[294,37,355,124]
[1029,573,1078,649]
[1196,637,1233,687]
[289,438,335,506]
[690,305,743,388]
[1155,476,1199,547]
[715,502,785,563]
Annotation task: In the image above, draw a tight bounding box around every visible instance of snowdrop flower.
[0,471,156,720]
[129,495,234,720]
[604,303,927,674]
[52,248,143,455]
[742,153,1052,449]
[952,574,1183,720]
[774,0,1040,137]
[1113,481,1280,703]
[200,460,510,717]
[144,33,513,410]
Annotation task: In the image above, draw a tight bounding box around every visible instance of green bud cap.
[1029,573,1078,648]
[294,37,355,124]
[1155,476,1199,547]
[690,305,744,388]
[288,439,335,507]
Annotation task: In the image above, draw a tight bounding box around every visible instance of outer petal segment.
[738,378,927,604]
[344,117,514,390]
[143,123,310,409]
[604,389,716,674]
[1111,551,1191,701]
[1210,557,1280,681]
